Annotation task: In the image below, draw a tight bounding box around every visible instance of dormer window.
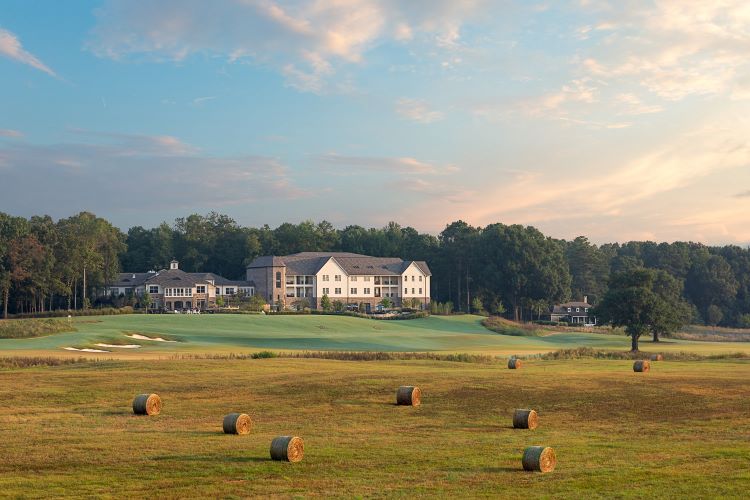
[567,307,571,312]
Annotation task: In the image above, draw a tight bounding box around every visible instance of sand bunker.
[126,333,177,343]
[94,343,141,349]
[63,347,110,353]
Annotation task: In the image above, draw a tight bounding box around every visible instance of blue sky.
[1,1,749,244]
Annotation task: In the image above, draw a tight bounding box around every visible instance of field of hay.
[0,357,748,497]
[2,314,750,357]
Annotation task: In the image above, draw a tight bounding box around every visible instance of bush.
[251,351,278,359]
[482,316,544,337]
[8,307,139,319]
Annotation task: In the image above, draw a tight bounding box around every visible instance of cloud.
[87,0,487,92]
[0,128,23,138]
[579,1,750,101]
[395,98,444,123]
[0,28,56,76]
[313,153,458,175]
[191,96,217,105]
[735,190,750,198]
[0,132,305,216]
[409,112,750,240]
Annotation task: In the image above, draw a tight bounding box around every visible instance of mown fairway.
[0,357,748,497]
[2,314,750,357]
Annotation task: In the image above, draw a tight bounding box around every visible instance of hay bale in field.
[650,354,664,361]
[513,409,538,430]
[132,393,162,415]
[270,436,304,462]
[223,413,252,435]
[522,446,556,473]
[508,358,522,369]
[396,386,421,406]
[633,360,650,372]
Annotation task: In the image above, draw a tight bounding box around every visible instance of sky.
[1,0,750,245]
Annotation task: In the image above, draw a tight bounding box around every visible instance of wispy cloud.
[88,0,487,92]
[191,96,217,105]
[395,98,444,123]
[313,153,458,175]
[0,132,305,216]
[0,128,23,138]
[0,28,56,77]
[735,190,750,198]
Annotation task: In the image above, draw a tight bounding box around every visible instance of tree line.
[2,211,750,328]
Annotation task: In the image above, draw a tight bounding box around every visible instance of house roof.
[111,272,156,287]
[552,301,592,314]
[143,269,212,287]
[246,253,432,277]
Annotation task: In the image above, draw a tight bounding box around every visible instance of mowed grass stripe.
[2,314,749,356]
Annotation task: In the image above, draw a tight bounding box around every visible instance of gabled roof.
[246,253,432,277]
[143,269,212,287]
[111,272,156,288]
[552,301,592,314]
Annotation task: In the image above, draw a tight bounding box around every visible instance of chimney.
[131,274,136,279]
[583,295,588,304]
[170,260,179,270]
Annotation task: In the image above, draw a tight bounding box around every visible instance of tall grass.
[0,318,76,339]
[0,356,93,368]
[482,316,545,337]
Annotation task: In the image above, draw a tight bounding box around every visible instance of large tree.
[596,268,688,351]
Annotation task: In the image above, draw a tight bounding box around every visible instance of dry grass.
[0,358,748,496]
[0,318,76,339]
[482,316,545,337]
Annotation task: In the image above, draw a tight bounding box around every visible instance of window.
[335,288,341,294]
[412,288,415,294]
[196,285,206,294]
[576,307,580,312]
[276,271,282,288]
[419,276,423,282]
[364,276,370,282]
[322,275,329,281]
[404,287,408,295]
[323,287,329,295]
[567,307,571,312]
[148,285,159,294]
[585,308,589,312]
[351,288,357,295]
[412,276,415,282]
[374,287,381,297]
[419,288,422,294]
[335,275,341,281]
[351,276,357,282]
[364,288,370,294]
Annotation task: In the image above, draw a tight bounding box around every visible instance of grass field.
[0,357,748,497]
[2,314,750,358]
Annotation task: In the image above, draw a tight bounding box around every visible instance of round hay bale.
[633,360,651,372]
[508,358,522,369]
[270,436,304,462]
[522,446,556,473]
[650,354,664,361]
[132,393,161,416]
[223,413,252,435]
[396,386,421,406]
[513,409,538,430]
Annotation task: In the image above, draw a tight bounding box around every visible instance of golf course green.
[1,314,748,357]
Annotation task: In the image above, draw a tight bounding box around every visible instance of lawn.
[0,357,748,497]
[2,314,749,357]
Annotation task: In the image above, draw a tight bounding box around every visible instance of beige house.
[107,260,254,311]
[246,252,431,311]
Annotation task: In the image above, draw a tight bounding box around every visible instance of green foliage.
[482,316,543,337]
[216,296,225,308]
[250,350,278,359]
[379,297,393,309]
[706,304,724,326]
[596,268,689,350]
[320,294,332,311]
[247,294,267,312]
[332,300,345,312]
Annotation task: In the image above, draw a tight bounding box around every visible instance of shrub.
[0,318,77,339]
[251,351,278,359]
